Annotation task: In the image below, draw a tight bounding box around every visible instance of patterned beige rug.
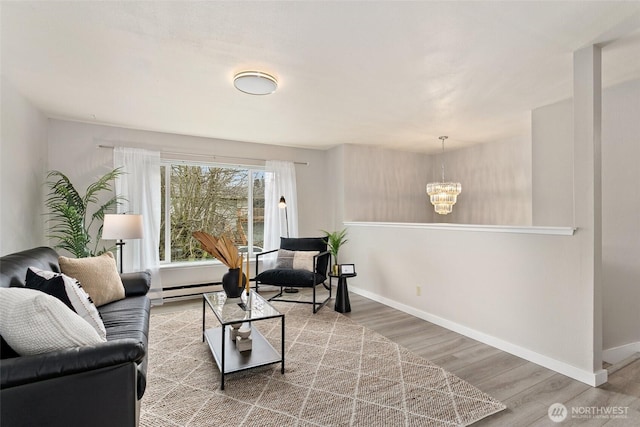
[141,300,505,426]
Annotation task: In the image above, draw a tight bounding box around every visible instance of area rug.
[141,300,505,426]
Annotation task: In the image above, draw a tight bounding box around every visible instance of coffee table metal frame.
[202,291,285,390]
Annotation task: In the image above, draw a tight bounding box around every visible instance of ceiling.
[2,1,639,153]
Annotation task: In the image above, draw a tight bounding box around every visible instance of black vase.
[222,268,247,298]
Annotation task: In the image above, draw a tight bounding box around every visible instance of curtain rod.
[97,145,309,166]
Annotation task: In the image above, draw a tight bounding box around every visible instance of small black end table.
[329,272,356,313]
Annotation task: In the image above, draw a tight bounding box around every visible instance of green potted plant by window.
[45,168,124,258]
[322,228,348,275]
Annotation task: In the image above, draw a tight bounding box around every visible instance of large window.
[160,162,265,263]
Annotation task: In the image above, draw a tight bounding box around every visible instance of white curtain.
[114,147,163,304]
[263,160,298,267]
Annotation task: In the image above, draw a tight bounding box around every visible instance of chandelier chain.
[440,136,447,182]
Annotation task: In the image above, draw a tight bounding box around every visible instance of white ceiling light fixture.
[233,71,278,95]
[426,136,462,215]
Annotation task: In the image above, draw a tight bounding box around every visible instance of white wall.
[0,77,48,255]
[46,119,330,291]
[532,79,640,362]
[434,135,532,225]
[342,222,603,385]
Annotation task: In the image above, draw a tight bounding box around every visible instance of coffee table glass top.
[203,291,281,325]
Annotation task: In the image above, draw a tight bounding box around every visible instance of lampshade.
[233,71,278,95]
[102,214,144,240]
[426,136,461,215]
[278,196,287,209]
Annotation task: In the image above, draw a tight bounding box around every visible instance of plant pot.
[222,268,247,298]
[332,264,339,275]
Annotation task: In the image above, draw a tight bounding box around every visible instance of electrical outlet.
[416,285,421,296]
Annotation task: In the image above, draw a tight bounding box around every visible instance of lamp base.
[284,287,299,293]
[115,240,125,274]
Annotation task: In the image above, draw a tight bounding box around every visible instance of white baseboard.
[350,286,607,387]
[603,342,640,365]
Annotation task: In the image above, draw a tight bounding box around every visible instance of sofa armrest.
[1,363,138,427]
[120,270,151,296]
[1,338,145,389]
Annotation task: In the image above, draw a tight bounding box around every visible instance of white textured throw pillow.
[275,249,319,272]
[0,288,106,356]
[59,252,125,307]
[27,267,107,340]
[293,251,319,272]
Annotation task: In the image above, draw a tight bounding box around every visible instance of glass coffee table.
[202,291,284,390]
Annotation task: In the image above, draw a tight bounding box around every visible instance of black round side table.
[329,272,356,313]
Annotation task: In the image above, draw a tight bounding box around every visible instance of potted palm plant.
[45,168,123,257]
[322,228,348,275]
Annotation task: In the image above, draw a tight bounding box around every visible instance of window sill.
[160,260,223,269]
[160,260,255,269]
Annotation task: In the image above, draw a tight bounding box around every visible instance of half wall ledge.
[343,222,576,236]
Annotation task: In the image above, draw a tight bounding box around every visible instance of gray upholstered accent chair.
[254,237,331,313]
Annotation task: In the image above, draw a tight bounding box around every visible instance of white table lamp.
[102,214,143,273]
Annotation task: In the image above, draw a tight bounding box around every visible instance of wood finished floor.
[152,290,640,426]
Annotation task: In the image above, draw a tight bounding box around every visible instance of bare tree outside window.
[160,164,264,263]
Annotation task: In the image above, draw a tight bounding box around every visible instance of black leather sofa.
[0,247,151,427]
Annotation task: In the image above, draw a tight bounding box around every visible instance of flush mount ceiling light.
[233,71,278,95]
[426,136,462,215]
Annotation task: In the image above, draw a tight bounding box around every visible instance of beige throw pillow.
[59,252,125,307]
[293,250,319,272]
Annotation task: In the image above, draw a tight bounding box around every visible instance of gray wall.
[326,144,346,229]
[532,99,574,226]
[343,144,432,223]
[339,137,532,226]
[0,77,48,255]
[434,135,532,225]
[601,80,640,353]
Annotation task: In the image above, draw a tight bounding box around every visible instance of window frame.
[160,159,264,265]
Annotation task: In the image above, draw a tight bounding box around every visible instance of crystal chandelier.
[426,136,461,215]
